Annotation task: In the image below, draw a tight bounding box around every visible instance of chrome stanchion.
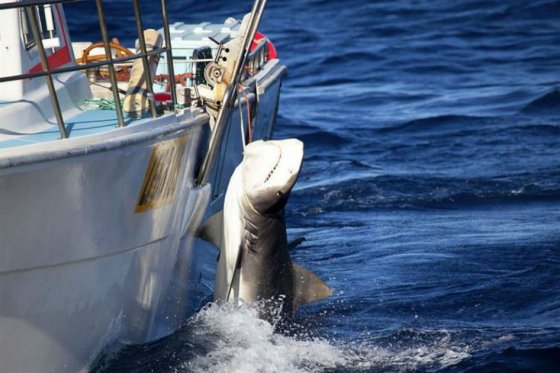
[132,0,158,118]
[95,0,126,127]
[160,0,177,108]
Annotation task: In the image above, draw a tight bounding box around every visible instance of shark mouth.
[242,139,304,214]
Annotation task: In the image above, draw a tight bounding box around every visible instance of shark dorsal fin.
[197,210,224,249]
[292,262,333,311]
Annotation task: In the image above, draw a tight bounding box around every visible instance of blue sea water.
[66,0,560,371]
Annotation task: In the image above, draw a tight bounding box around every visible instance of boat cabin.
[0,1,91,144]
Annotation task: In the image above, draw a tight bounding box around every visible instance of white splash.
[182,302,345,373]
[178,302,472,373]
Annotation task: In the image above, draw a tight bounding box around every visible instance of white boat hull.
[0,111,210,371]
[0,59,285,372]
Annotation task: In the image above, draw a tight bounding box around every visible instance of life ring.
[250,32,278,59]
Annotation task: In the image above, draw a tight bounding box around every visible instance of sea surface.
[66,0,560,371]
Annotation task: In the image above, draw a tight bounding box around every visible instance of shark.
[199,139,332,316]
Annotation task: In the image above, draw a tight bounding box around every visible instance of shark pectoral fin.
[225,245,243,301]
[292,262,333,310]
[197,210,224,249]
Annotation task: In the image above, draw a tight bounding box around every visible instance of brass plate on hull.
[135,135,188,213]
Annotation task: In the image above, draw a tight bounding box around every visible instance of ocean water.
[67,0,560,371]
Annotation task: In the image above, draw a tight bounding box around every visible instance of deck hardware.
[204,62,225,85]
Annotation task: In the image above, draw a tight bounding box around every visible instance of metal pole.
[160,0,177,107]
[132,0,158,118]
[26,5,68,139]
[95,0,126,127]
[0,0,82,11]
[196,0,268,185]
[0,48,165,84]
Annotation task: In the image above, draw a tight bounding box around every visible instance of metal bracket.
[204,62,225,85]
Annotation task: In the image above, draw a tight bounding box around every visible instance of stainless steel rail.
[0,0,80,11]
[132,0,158,118]
[247,38,269,72]
[0,0,176,138]
[95,0,126,128]
[0,50,164,84]
[160,0,177,108]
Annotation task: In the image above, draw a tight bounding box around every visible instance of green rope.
[82,98,121,110]
[84,98,185,112]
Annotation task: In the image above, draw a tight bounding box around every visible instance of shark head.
[242,139,304,215]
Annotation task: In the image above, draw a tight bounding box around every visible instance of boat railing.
[0,0,177,139]
[246,37,270,74]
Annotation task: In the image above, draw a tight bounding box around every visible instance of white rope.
[238,85,246,150]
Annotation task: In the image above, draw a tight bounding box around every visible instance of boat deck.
[0,105,140,149]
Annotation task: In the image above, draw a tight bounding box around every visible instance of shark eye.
[276,191,283,197]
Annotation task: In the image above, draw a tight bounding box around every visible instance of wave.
[298,130,351,148]
[521,88,560,115]
[451,346,560,372]
[94,303,479,373]
[377,115,494,134]
[289,172,560,213]
[288,77,366,89]
[372,115,560,144]
[94,302,347,373]
[317,51,384,68]
[274,115,319,137]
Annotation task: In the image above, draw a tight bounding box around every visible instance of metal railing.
[0,0,177,138]
[246,37,270,74]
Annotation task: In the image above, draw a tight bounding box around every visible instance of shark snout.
[242,139,304,214]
